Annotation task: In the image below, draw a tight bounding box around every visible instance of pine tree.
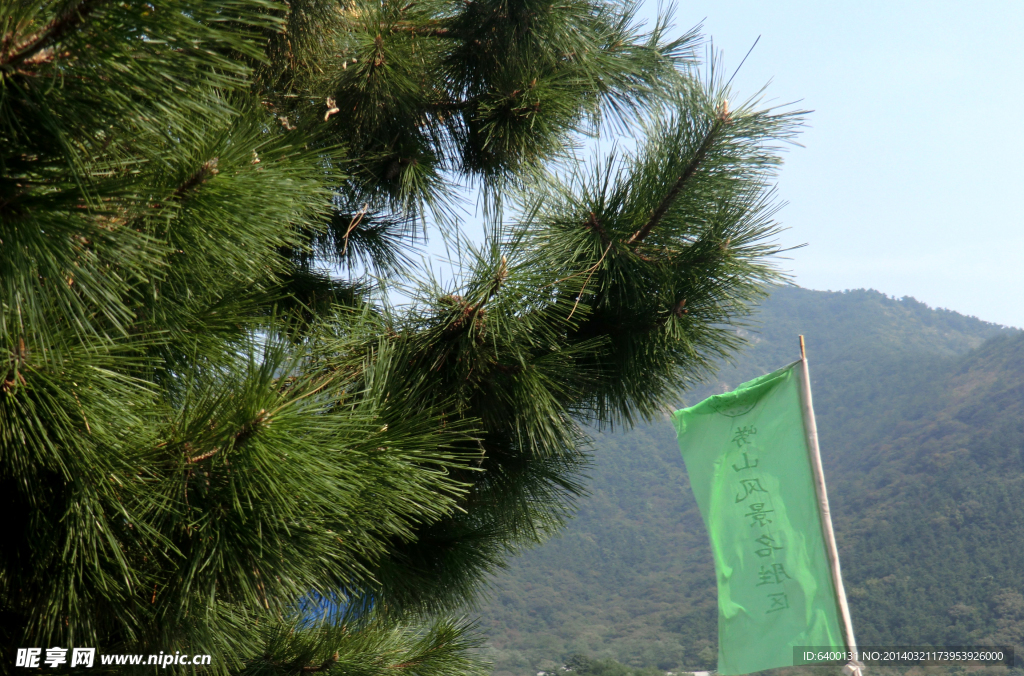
[1,0,802,673]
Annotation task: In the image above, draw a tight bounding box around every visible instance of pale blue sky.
[640,0,1024,328]
[419,2,1024,328]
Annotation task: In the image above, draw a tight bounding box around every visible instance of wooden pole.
[798,336,862,674]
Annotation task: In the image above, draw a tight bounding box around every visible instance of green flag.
[672,362,846,675]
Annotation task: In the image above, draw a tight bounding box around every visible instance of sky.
[634,0,1024,328]
[420,1,1024,328]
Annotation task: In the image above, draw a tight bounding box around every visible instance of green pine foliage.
[1,0,803,672]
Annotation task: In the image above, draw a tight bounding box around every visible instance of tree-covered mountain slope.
[473,286,1022,675]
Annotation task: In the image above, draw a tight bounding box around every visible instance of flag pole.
[798,336,862,675]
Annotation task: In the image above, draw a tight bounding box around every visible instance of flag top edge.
[671,359,802,429]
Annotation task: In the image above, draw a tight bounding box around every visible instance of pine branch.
[428,99,475,112]
[300,653,338,673]
[627,107,729,246]
[389,22,452,37]
[586,212,609,247]
[233,408,271,447]
[172,158,220,200]
[442,256,508,337]
[0,0,104,71]
[186,444,219,463]
[184,409,270,462]
[568,241,611,320]
[1,337,28,393]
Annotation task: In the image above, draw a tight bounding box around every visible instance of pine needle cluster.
[1,0,803,673]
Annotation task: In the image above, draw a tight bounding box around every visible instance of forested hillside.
[473,287,1024,675]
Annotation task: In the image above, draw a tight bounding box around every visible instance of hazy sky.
[420,2,1024,328]
[635,0,1024,328]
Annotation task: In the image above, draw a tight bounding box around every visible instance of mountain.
[471,286,1023,675]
